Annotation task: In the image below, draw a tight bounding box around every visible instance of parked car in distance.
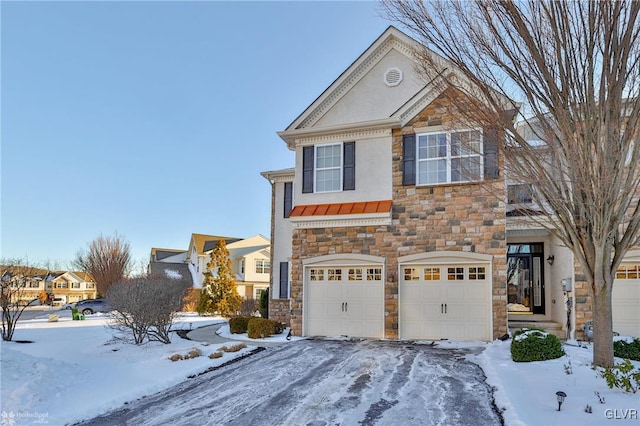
[61,302,76,310]
[75,299,110,315]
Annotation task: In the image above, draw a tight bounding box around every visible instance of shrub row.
[614,338,640,361]
[511,328,564,362]
[229,316,283,338]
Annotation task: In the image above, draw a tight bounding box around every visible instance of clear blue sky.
[1,1,391,268]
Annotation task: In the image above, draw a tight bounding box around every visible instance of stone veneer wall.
[288,94,509,339]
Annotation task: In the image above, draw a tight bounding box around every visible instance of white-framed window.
[86,283,95,289]
[255,260,271,274]
[71,282,81,289]
[55,282,68,289]
[348,268,363,281]
[447,267,464,281]
[328,269,342,281]
[366,268,382,281]
[315,143,342,192]
[469,267,486,280]
[508,184,533,204]
[240,259,245,274]
[28,281,40,288]
[309,269,324,281]
[404,268,419,281]
[423,267,440,281]
[417,130,482,185]
[255,288,267,300]
[616,264,639,279]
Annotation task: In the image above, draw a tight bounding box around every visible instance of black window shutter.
[483,127,499,179]
[302,146,314,193]
[402,134,416,185]
[283,182,293,218]
[279,262,289,299]
[343,141,356,191]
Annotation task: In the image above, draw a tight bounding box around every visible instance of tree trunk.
[591,278,614,368]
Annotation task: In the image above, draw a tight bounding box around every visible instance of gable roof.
[151,248,187,262]
[278,26,433,148]
[277,26,517,149]
[188,233,242,256]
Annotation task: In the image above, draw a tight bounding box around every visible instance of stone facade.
[288,94,509,339]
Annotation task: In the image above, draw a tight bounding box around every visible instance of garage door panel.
[305,266,384,339]
[612,268,640,338]
[400,263,491,341]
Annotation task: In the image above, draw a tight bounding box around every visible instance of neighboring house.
[47,271,98,303]
[262,26,640,341]
[1,267,97,304]
[150,233,271,300]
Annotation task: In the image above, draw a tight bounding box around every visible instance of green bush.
[247,318,283,339]
[511,328,565,362]
[614,338,640,361]
[600,359,640,393]
[259,288,269,319]
[229,316,251,334]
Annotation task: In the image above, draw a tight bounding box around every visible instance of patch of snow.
[164,269,182,280]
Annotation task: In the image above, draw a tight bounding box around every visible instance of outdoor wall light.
[556,391,567,411]
[547,255,555,265]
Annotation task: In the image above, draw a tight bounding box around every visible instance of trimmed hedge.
[247,318,284,339]
[229,316,251,334]
[511,328,565,362]
[614,338,640,361]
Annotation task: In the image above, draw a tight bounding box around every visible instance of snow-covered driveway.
[78,339,502,426]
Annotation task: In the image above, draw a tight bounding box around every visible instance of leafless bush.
[237,298,259,317]
[0,260,47,341]
[107,274,190,344]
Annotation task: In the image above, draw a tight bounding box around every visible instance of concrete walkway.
[186,322,285,347]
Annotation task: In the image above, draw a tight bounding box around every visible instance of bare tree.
[383,0,640,367]
[0,260,47,341]
[73,233,132,297]
[107,273,190,344]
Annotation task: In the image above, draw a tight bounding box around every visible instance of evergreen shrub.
[229,316,251,334]
[614,338,640,361]
[247,318,283,339]
[510,328,564,362]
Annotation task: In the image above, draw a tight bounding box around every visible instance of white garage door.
[305,266,384,338]
[612,263,640,338]
[400,263,491,341]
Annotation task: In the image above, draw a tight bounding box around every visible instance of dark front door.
[507,243,545,315]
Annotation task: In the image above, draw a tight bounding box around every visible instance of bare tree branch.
[383,0,640,367]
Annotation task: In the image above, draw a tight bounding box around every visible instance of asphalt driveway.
[78,339,502,426]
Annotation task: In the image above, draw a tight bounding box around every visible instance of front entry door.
[507,244,545,315]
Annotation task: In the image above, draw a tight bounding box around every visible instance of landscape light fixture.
[556,391,567,411]
[547,255,555,265]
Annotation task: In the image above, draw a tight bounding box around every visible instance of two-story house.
[263,26,639,341]
[151,233,271,300]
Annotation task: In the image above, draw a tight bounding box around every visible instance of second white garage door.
[305,265,384,338]
[612,261,640,338]
[400,262,492,341]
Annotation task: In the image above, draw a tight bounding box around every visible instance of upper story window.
[316,144,342,192]
[255,259,270,274]
[71,282,81,289]
[404,128,499,185]
[508,184,534,204]
[416,130,482,185]
[86,283,95,289]
[302,142,355,193]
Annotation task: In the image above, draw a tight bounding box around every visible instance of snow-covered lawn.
[1,312,639,425]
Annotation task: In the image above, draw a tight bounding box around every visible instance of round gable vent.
[384,67,403,87]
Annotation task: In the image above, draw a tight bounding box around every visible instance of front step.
[509,321,567,340]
